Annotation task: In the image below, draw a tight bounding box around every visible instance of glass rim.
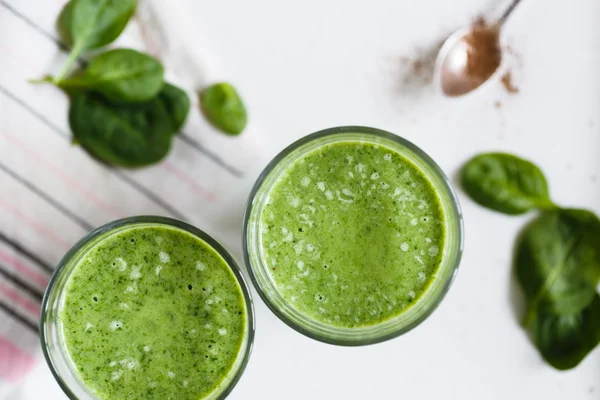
[242,126,464,346]
[40,215,256,400]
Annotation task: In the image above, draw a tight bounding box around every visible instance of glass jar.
[243,126,463,345]
[41,216,255,399]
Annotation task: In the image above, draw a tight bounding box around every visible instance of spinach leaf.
[57,0,75,46]
[517,209,600,320]
[461,153,554,215]
[57,49,164,103]
[200,82,247,135]
[55,0,137,82]
[68,91,174,167]
[158,83,190,132]
[529,294,600,370]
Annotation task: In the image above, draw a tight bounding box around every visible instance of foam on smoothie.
[259,141,446,328]
[60,225,247,400]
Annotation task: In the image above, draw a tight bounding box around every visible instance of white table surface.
[18,0,600,398]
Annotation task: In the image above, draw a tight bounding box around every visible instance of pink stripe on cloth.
[1,132,123,218]
[162,161,216,201]
[0,198,71,250]
[0,249,49,288]
[0,337,36,382]
[0,282,40,317]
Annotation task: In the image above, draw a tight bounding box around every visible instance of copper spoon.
[435,0,522,97]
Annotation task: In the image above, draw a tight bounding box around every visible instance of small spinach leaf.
[68,91,174,167]
[200,82,247,135]
[529,294,600,370]
[58,49,164,103]
[55,0,137,82]
[461,153,554,215]
[517,209,600,321]
[158,83,190,132]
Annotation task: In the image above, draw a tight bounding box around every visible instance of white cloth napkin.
[0,0,271,397]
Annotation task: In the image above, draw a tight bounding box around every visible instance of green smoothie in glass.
[244,127,462,345]
[41,218,254,400]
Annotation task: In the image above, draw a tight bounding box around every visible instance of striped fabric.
[0,0,271,396]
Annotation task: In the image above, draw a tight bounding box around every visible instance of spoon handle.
[498,0,523,25]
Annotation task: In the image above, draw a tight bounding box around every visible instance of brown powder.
[465,19,502,85]
[501,72,519,94]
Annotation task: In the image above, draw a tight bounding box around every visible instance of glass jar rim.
[40,216,256,400]
[243,126,464,346]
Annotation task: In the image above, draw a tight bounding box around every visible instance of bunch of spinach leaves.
[462,152,600,370]
[34,0,247,167]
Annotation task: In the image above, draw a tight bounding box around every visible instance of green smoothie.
[60,225,248,399]
[259,141,446,328]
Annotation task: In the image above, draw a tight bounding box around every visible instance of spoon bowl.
[435,25,502,97]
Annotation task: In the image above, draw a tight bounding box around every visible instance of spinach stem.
[54,42,84,84]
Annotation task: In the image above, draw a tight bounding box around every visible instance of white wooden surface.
[13,0,600,398]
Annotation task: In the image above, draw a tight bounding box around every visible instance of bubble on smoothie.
[297,260,305,270]
[149,381,157,388]
[293,243,304,255]
[109,321,123,330]
[281,228,293,242]
[298,214,313,227]
[314,294,325,302]
[218,328,227,336]
[269,242,278,249]
[130,266,142,280]
[289,197,300,208]
[317,182,326,191]
[414,255,424,265]
[304,205,316,214]
[400,242,409,252]
[120,358,137,370]
[306,243,315,252]
[370,172,380,180]
[109,361,117,367]
[143,346,151,352]
[119,303,129,310]
[420,250,425,255]
[125,282,138,294]
[155,266,163,276]
[410,218,418,226]
[85,322,94,331]
[384,154,392,161]
[183,381,189,387]
[425,237,432,243]
[204,323,212,329]
[380,182,390,190]
[168,371,176,378]
[408,291,416,299]
[271,258,277,266]
[348,171,354,178]
[113,257,127,271]
[428,246,439,257]
[111,370,123,381]
[222,308,229,314]
[301,176,311,186]
[418,272,427,282]
[298,269,310,278]
[291,296,298,302]
[159,252,170,263]
[355,163,366,173]
[205,299,214,305]
[325,190,333,200]
[154,236,163,245]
